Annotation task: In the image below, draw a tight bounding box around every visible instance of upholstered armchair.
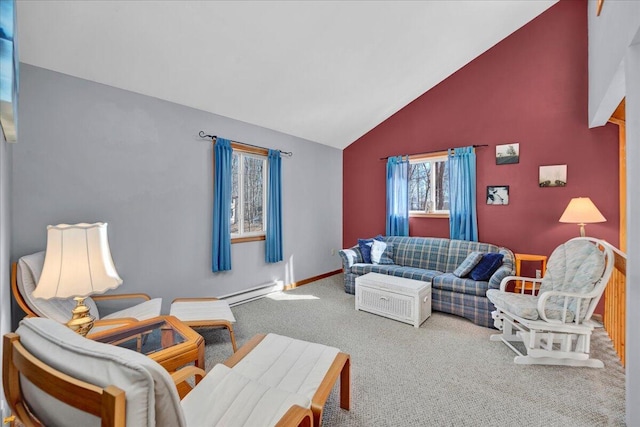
[3,318,313,426]
[12,252,161,331]
[486,237,614,367]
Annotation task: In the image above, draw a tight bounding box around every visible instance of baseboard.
[284,269,342,290]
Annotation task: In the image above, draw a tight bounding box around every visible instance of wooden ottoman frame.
[171,297,238,352]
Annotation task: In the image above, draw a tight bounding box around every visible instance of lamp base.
[67,297,95,337]
[579,223,586,237]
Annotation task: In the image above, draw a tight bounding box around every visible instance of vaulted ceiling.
[16,1,557,149]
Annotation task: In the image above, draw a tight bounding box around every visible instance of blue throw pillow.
[358,235,385,264]
[468,253,504,281]
[453,251,483,278]
[358,239,374,263]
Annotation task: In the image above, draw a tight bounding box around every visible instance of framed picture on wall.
[539,164,567,187]
[487,186,509,205]
[0,0,18,142]
[496,143,519,165]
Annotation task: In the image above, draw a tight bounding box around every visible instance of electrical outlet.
[535,269,542,279]
[331,248,336,256]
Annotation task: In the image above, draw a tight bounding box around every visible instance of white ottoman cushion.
[170,300,236,323]
[232,333,339,400]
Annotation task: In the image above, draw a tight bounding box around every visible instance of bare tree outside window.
[243,156,264,233]
[409,162,431,211]
[409,157,449,213]
[230,152,266,236]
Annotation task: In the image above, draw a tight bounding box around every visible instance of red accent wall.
[343,0,619,261]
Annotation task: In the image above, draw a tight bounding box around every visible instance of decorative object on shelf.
[33,223,122,336]
[496,143,519,165]
[559,197,606,237]
[538,164,567,187]
[487,186,509,205]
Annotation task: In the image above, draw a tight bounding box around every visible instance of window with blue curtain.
[386,155,410,236]
[212,138,284,271]
[212,138,233,272]
[448,146,478,242]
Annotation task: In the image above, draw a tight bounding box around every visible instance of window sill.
[231,235,266,244]
[410,212,450,219]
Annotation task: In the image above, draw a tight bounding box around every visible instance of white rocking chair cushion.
[181,364,310,427]
[18,251,100,322]
[232,333,340,400]
[486,289,575,322]
[539,239,605,320]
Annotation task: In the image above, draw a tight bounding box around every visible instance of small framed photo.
[496,143,519,165]
[487,186,509,205]
[539,164,567,187]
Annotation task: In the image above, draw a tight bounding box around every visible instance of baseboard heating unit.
[221,281,284,307]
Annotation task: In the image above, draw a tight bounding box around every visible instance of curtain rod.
[379,144,488,161]
[199,131,293,157]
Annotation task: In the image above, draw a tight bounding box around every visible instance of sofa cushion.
[351,264,440,283]
[384,236,450,271]
[453,251,483,277]
[468,253,504,281]
[432,273,490,297]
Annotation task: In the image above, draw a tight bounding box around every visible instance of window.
[231,148,267,241]
[408,154,449,216]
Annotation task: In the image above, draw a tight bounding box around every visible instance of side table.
[88,315,205,373]
[514,253,547,294]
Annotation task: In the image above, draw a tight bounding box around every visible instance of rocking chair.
[486,237,614,368]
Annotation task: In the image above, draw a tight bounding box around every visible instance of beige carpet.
[199,274,625,426]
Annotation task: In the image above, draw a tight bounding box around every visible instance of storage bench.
[355,272,432,328]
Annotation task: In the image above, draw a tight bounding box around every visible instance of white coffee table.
[355,272,432,328]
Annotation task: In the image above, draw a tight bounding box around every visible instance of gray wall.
[588,2,640,424]
[12,64,343,312]
[0,120,12,420]
[626,40,640,427]
[588,0,640,126]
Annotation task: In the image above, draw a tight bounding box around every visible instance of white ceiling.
[16,0,557,150]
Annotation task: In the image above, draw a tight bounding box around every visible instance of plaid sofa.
[339,236,515,328]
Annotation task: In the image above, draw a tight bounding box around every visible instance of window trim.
[230,143,268,243]
[408,151,450,218]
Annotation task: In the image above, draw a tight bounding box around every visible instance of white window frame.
[408,153,449,218]
[231,148,268,243]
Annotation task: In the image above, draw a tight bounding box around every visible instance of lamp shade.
[33,223,123,299]
[559,197,606,224]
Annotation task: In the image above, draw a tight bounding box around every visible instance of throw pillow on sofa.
[468,253,504,281]
[358,235,384,263]
[453,251,483,277]
[371,240,394,265]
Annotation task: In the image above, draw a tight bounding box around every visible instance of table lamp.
[33,222,123,336]
[559,197,606,237]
